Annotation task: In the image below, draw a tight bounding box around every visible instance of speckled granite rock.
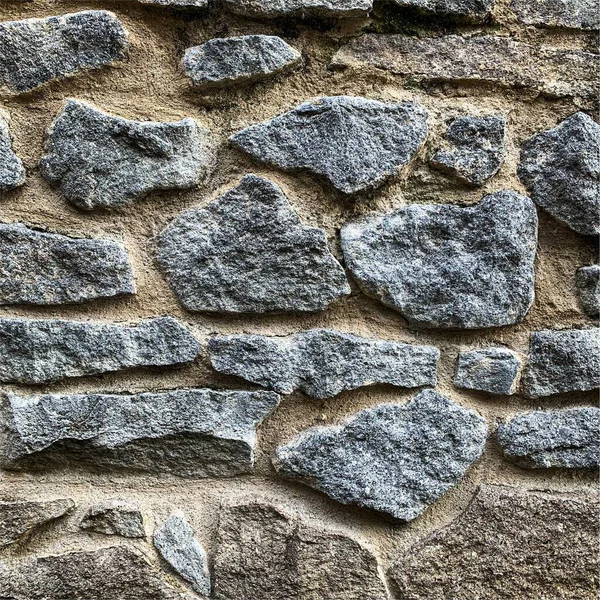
[221,0,372,18]
[231,97,427,194]
[80,499,145,538]
[0,112,25,190]
[156,175,350,313]
[391,0,493,20]
[274,389,488,521]
[341,191,537,329]
[512,0,599,30]
[0,11,129,95]
[136,0,208,5]
[577,265,600,317]
[454,348,521,395]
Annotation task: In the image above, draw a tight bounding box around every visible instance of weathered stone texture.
[454,348,521,395]
[391,0,494,20]
[80,498,145,538]
[137,0,208,5]
[577,265,600,317]
[512,0,599,30]
[0,112,25,190]
[221,0,373,17]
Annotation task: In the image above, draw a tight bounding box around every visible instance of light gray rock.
[40,99,214,210]
[0,316,200,384]
[497,407,600,469]
[80,498,145,538]
[518,112,600,235]
[454,348,521,395]
[0,11,129,95]
[221,0,373,18]
[231,96,428,194]
[576,265,600,317]
[391,0,494,21]
[209,329,439,398]
[512,0,599,30]
[1,388,280,475]
[341,191,538,329]
[135,0,208,5]
[154,512,211,596]
[156,175,350,313]
[521,329,599,398]
[274,389,488,521]
[0,112,25,190]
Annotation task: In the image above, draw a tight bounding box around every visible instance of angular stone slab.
[274,389,488,521]
[80,499,145,538]
[213,499,389,600]
[0,112,25,190]
[209,329,439,399]
[136,0,208,5]
[497,407,600,469]
[341,191,537,329]
[156,175,350,313]
[0,223,135,306]
[184,35,300,89]
[231,97,428,194]
[1,388,280,476]
[454,348,521,395]
[577,265,600,317]
[0,316,200,384]
[331,35,599,99]
[221,0,373,18]
[431,116,505,186]
[512,0,599,30]
[518,112,600,236]
[0,11,129,95]
[40,99,214,210]
[521,329,599,398]
[391,0,494,21]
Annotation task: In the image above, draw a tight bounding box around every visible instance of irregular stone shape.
[577,265,600,317]
[80,498,145,538]
[0,112,25,190]
[156,175,350,313]
[431,116,505,186]
[136,0,208,5]
[388,485,599,599]
[497,407,600,469]
[512,0,599,30]
[391,0,493,21]
[518,112,600,235]
[0,11,129,95]
[40,99,214,210]
[0,316,200,384]
[1,388,280,476]
[231,97,428,194]
[331,35,599,99]
[341,191,537,329]
[184,35,300,89]
[274,389,488,521]
[221,0,373,18]
[214,500,389,600]
[454,348,521,395]
[521,329,599,398]
[154,512,211,595]
[0,223,135,305]
[209,329,439,399]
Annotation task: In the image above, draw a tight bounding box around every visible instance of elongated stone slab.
[0,316,200,384]
[274,389,488,521]
[136,0,208,5]
[0,11,129,95]
[80,499,145,538]
[341,191,537,329]
[577,265,599,317]
[221,0,373,18]
[0,112,25,190]
[209,329,439,398]
[512,0,599,30]
[391,0,494,21]
[1,388,280,475]
[454,348,521,395]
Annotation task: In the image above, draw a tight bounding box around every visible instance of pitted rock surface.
[0,112,25,190]
[80,499,145,538]
[137,0,208,5]
[512,0,599,30]
[576,265,600,317]
[391,0,494,20]
[221,0,373,17]
[454,348,521,395]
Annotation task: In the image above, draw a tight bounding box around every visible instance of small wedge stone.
[454,348,521,395]
[576,265,600,317]
[0,112,25,190]
[512,0,599,30]
[391,0,494,21]
[221,0,373,18]
[80,498,145,538]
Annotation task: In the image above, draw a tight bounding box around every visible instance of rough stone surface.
[184,35,300,89]
[0,112,25,190]
[497,407,600,469]
[40,99,214,210]
[454,348,521,395]
[0,223,135,305]
[1,388,280,476]
[388,485,599,599]
[213,499,389,600]
[156,175,350,313]
[0,11,129,95]
[392,0,493,20]
[341,191,537,329]
[576,265,600,317]
[136,0,208,5]
[512,0,599,30]
[209,329,439,398]
[80,498,145,538]
[221,0,373,18]
[518,112,600,235]
[231,97,428,194]
[0,316,200,384]
[274,389,488,521]
[154,511,211,595]
[431,116,505,186]
[521,328,599,398]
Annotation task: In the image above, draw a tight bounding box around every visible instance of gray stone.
[577,265,600,317]
[0,316,200,384]
[230,97,428,194]
[0,11,129,95]
[512,0,599,30]
[209,329,439,399]
[156,175,350,313]
[154,512,211,595]
[1,388,280,476]
[521,328,599,398]
[80,498,145,538]
[388,485,599,600]
[0,112,25,190]
[454,348,521,395]
[221,0,372,18]
[274,389,488,521]
[497,407,600,469]
[0,223,135,305]
[135,0,208,5]
[431,116,505,186]
[184,35,300,89]
[40,99,214,210]
[213,499,389,600]
[518,112,600,236]
[341,191,538,329]
[391,0,494,21]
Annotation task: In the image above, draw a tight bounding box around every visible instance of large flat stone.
[341,191,537,329]
[512,0,599,30]
[391,0,494,21]
[221,0,373,18]
[80,498,145,538]
[0,111,25,190]
[454,348,521,395]
[576,265,600,318]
